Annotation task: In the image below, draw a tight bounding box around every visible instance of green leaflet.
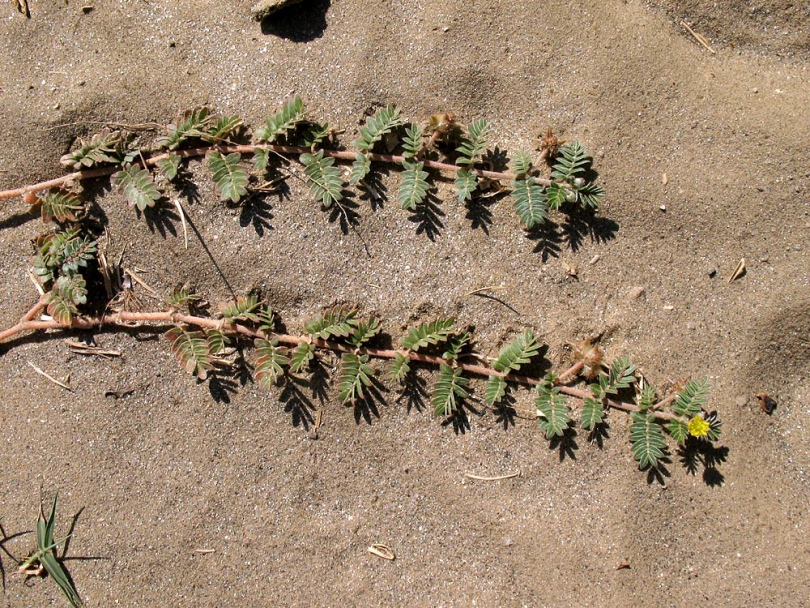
[221,294,262,322]
[60,129,121,170]
[387,352,411,383]
[338,353,374,404]
[168,285,201,309]
[206,151,249,203]
[580,397,604,430]
[399,160,429,210]
[673,378,710,417]
[350,152,371,185]
[551,140,589,181]
[355,105,404,151]
[667,419,689,444]
[38,190,84,223]
[113,165,161,211]
[576,181,604,209]
[253,147,269,172]
[492,329,539,373]
[545,182,569,211]
[484,375,507,406]
[637,384,657,411]
[349,317,381,347]
[604,356,636,395]
[300,149,344,208]
[45,285,80,325]
[511,149,533,176]
[157,108,213,150]
[536,377,569,437]
[289,341,315,373]
[206,328,231,355]
[305,308,358,340]
[254,338,289,387]
[432,363,468,416]
[442,331,470,361]
[401,317,455,350]
[402,123,423,159]
[256,96,305,142]
[630,411,666,469]
[511,176,547,228]
[301,122,330,149]
[203,115,243,144]
[155,152,181,181]
[165,325,212,380]
[454,169,477,203]
[32,229,95,286]
[456,118,490,166]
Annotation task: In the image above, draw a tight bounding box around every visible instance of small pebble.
[663,305,674,310]
[735,396,748,407]
[708,268,717,278]
[629,286,645,300]
[659,204,667,212]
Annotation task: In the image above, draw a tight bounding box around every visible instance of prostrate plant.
[1,97,605,238]
[0,293,723,476]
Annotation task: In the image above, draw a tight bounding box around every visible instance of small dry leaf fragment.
[616,560,631,570]
[367,544,395,560]
[728,258,746,283]
[588,254,601,265]
[663,305,674,311]
[563,261,578,277]
[756,393,777,415]
[629,286,645,300]
[661,173,668,185]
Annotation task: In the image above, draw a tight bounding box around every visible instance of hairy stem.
[0,143,551,203]
[0,305,681,422]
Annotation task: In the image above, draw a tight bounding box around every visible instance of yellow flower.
[688,415,710,438]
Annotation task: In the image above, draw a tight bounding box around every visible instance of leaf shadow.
[548,426,578,461]
[493,390,518,429]
[525,220,563,261]
[408,192,444,241]
[639,454,672,485]
[678,438,728,487]
[587,421,610,449]
[350,375,388,425]
[327,192,361,234]
[259,0,331,42]
[279,376,316,430]
[208,356,252,405]
[559,203,619,252]
[357,168,389,212]
[464,192,503,234]
[395,370,429,413]
[137,200,178,239]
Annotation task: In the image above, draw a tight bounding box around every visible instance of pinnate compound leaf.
[206,151,249,203]
[204,115,243,143]
[46,284,79,324]
[454,169,477,203]
[387,352,411,383]
[221,294,262,322]
[54,273,87,305]
[630,411,666,469]
[60,235,97,275]
[551,140,589,181]
[399,160,429,210]
[511,176,547,228]
[355,105,404,151]
[442,331,470,361]
[456,118,491,166]
[168,285,200,309]
[305,308,358,340]
[402,123,423,159]
[485,375,507,406]
[637,384,657,411]
[576,181,604,209]
[545,181,569,211]
[431,363,468,416]
[157,108,213,150]
[673,378,710,417]
[511,149,533,176]
[350,152,371,185]
[581,396,604,430]
[38,190,84,223]
[492,329,539,373]
[60,129,121,170]
[667,419,689,444]
[301,122,330,149]
[289,341,315,373]
[113,165,161,211]
[300,150,343,208]
[256,96,305,142]
[254,338,289,387]
[156,152,182,181]
[349,317,381,347]
[338,353,374,404]
[206,328,231,355]
[536,376,569,438]
[165,325,212,380]
[604,356,636,395]
[401,317,455,351]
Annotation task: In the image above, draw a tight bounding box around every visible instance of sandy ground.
[0,0,809,606]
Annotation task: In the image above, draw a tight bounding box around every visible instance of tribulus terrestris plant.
[0,99,723,478]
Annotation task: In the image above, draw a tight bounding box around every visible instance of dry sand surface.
[0,1,809,606]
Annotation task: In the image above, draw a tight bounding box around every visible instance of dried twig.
[463,471,521,481]
[28,361,72,391]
